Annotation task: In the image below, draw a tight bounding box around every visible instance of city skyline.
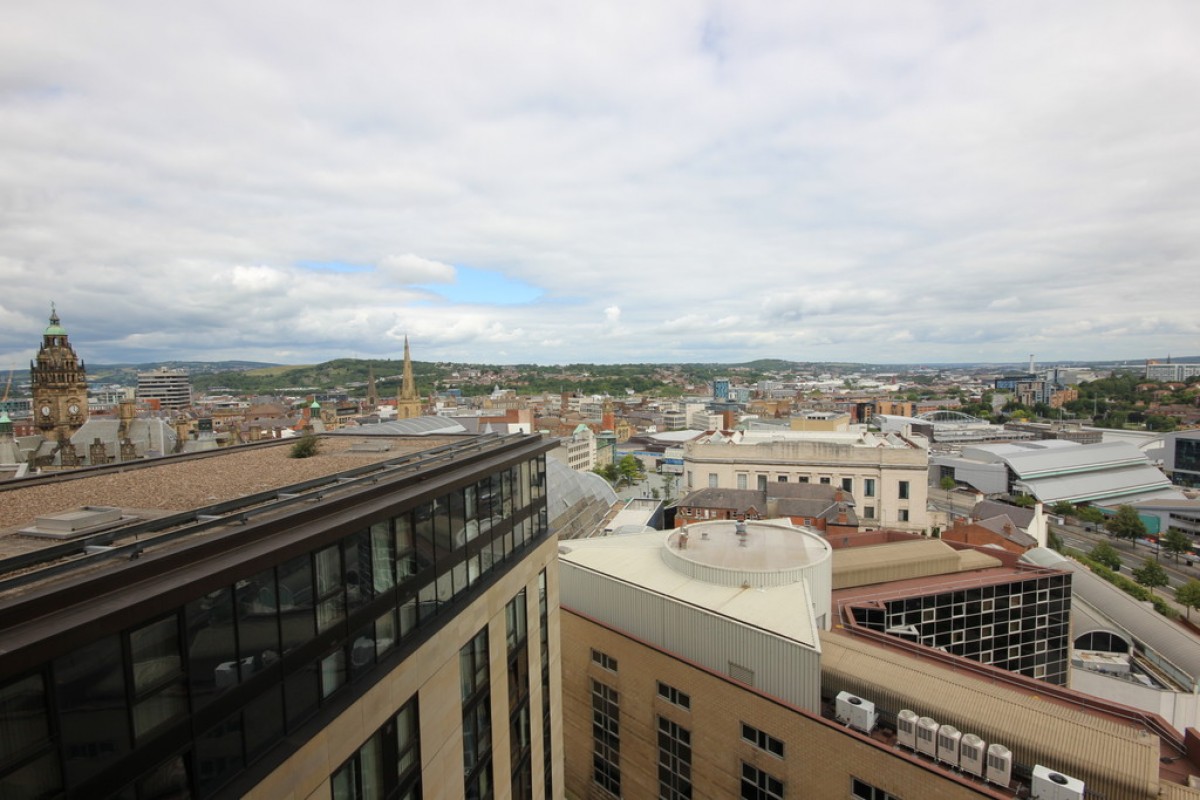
[3,3,1199,367]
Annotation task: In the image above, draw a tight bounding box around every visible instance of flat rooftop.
[0,434,488,599]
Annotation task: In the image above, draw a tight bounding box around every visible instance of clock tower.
[30,306,89,438]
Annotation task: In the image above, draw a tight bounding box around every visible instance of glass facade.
[507,590,532,799]
[461,628,492,800]
[0,451,550,799]
[850,573,1072,685]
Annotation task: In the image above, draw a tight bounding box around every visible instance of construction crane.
[1,366,11,403]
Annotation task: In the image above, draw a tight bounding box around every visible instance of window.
[592,680,620,796]
[658,716,692,799]
[741,723,784,757]
[777,476,787,483]
[899,510,910,522]
[708,473,718,488]
[898,481,910,500]
[819,477,831,485]
[331,695,421,800]
[737,474,748,490]
[592,649,618,672]
[852,777,900,799]
[539,570,553,799]
[863,506,875,519]
[864,478,876,497]
[461,628,492,799]
[841,477,853,493]
[507,591,532,797]
[0,673,60,798]
[741,762,784,800]
[128,615,187,742]
[757,475,767,491]
[657,681,690,710]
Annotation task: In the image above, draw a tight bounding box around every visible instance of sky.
[2,2,1199,368]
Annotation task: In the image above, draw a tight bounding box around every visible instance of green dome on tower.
[44,306,67,336]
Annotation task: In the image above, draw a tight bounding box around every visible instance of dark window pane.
[344,531,373,611]
[278,554,315,653]
[186,588,238,709]
[55,635,130,784]
[195,715,243,797]
[284,663,319,732]
[237,569,281,680]
[0,749,61,800]
[350,625,375,680]
[0,673,51,765]
[136,754,190,800]
[244,685,284,761]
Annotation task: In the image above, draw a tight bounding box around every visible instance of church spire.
[395,336,423,419]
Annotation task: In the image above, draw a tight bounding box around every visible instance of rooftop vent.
[21,506,133,540]
[349,441,392,452]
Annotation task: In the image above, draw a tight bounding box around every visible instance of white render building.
[682,430,930,533]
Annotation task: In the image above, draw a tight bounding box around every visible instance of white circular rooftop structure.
[661,519,833,625]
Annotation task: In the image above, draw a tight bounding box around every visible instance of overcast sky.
[3,2,1198,368]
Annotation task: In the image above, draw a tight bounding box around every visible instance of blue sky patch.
[419,266,542,305]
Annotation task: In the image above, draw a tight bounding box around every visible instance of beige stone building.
[683,430,930,533]
[558,522,1200,800]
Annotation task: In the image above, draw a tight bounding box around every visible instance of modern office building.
[833,536,1072,685]
[0,430,560,799]
[136,366,193,410]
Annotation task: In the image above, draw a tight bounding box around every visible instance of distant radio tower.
[1029,353,1035,374]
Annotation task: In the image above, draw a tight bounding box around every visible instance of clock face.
[68,404,80,415]
[40,405,51,417]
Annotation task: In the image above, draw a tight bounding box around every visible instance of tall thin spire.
[396,336,423,419]
[400,336,417,401]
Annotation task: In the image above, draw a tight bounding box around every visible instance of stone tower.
[30,306,89,439]
[365,366,379,410]
[395,336,423,419]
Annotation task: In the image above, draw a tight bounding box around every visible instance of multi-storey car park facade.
[0,431,560,800]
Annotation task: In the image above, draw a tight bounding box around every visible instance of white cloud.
[377,254,456,284]
[0,2,1197,366]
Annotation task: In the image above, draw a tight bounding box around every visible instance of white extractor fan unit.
[896,710,918,750]
[835,691,878,734]
[986,743,1012,787]
[936,724,961,767]
[916,716,939,757]
[959,734,985,777]
[1032,765,1085,800]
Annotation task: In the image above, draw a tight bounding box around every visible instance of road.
[927,486,1199,593]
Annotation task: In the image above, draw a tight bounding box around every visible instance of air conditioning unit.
[896,709,918,750]
[960,734,985,777]
[835,691,878,734]
[986,743,1012,787]
[1032,765,1085,800]
[916,716,938,757]
[936,724,961,767]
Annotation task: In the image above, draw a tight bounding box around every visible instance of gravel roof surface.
[0,436,458,537]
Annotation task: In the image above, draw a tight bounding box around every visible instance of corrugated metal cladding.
[832,540,1001,590]
[1159,781,1200,800]
[561,563,821,713]
[820,633,1160,800]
